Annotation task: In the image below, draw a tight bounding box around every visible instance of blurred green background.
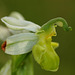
[0,0,74,75]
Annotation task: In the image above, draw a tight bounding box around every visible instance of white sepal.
[0,26,10,41]
[9,12,30,34]
[5,33,38,55]
[9,11,25,20]
[1,17,41,32]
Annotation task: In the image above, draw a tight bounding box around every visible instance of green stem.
[11,53,34,75]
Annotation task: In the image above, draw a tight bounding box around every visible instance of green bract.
[0,12,72,72]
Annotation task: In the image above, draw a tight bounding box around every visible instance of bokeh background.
[0,0,74,75]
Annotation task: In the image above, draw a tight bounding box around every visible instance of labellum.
[32,17,72,71]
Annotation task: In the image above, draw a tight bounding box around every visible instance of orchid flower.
[0,12,72,75]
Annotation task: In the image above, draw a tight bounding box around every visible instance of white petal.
[1,17,41,32]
